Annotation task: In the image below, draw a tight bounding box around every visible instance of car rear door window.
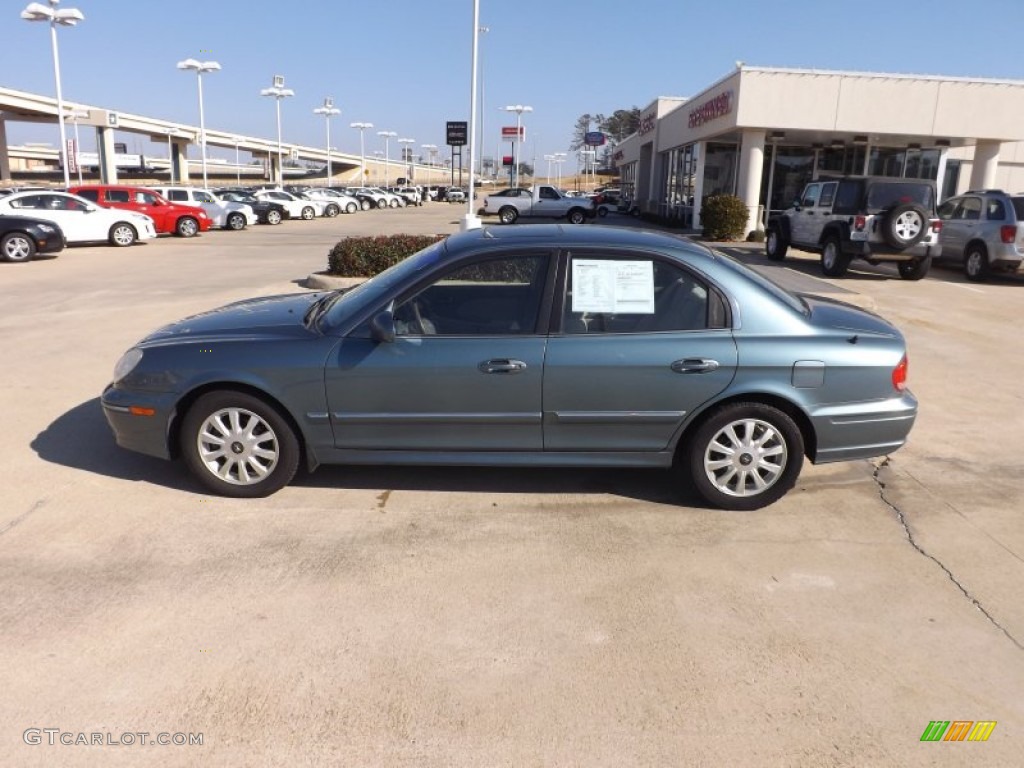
[985,199,1006,221]
[106,190,131,203]
[76,189,99,203]
[166,190,189,203]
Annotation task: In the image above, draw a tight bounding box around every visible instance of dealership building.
[612,66,1024,235]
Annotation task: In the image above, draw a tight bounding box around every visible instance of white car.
[300,189,362,215]
[367,187,405,208]
[0,190,156,246]
[253,190,324,220]
[151,186,257,231]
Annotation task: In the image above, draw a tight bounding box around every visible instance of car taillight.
[1000,225,1017,244]
[853,215,866,231]
[930,219,942,233]
[892,355,908,392]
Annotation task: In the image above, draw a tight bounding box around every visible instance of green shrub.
[746,229,766,243]
[327,234,446,277]
[700,194,749,241]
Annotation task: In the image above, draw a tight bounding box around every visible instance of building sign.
[501,126,525,142]
[446,121,468,146]
[66,139,78,172]
[688,90,734,129]
[638,109,657,136]
[584,131,606,146]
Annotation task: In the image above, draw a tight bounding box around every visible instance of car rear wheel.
[765,227,789,261]
[176,217,199,237]
[181,391,300,498]
[345,202,358,214]
[567,208,587,225]
[820,236,851,277]
[684,402,804,511]
[1,232,36,262]
[109,223,137,247]
[498,206,519,225]
[897,256,931,280]
[265,209,282,225]
[964,245,991,282]
[226,212,246,231]
[300,206,315,220]
[324,204,339,217]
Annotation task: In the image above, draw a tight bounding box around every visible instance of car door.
[947,197,981,260]
[789,183,821,246]
[543,250,737,452]
[13,193,98,242]
[936,197,963,259]
[324,251,554,451]
[131,190,171,232]
[192,189,223,225]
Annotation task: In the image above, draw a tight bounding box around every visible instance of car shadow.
[31,397,196,492]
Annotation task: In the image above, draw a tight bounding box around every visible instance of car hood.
[140,293,321,345]
[803,294,899,337]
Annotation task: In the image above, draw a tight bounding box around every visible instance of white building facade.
[612,66,1024,235]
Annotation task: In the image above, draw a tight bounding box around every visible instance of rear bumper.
[845,240,940,260]
[809,391,918,463]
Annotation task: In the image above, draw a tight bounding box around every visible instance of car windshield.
[866,182,935,212]
[710,249,808,315]
[321,238,448,330]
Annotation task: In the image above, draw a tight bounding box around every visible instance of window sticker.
[571,260,655,314]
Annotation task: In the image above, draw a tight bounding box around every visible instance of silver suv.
[766,176,942,280]
[936,190,1024,281]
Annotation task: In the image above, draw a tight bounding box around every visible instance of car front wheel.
[324,204,339,217]
[226,212,246,231]
[265,209,282,225]
[181,391,300,498]
[346,202,358,214]
[300,206,315,220]
[684,402,804,511]
[109,223,137,247]
[1,232,36,262]
[176,217,199,237]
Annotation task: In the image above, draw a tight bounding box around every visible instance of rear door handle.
[478,358,527,374]
[671,358,720,374]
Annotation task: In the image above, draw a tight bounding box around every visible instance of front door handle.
[478,358,527,374]
[671,358,720,374]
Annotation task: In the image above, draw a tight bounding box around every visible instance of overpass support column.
[171,141,190,183]
[969,141,1001,191]
[737,128,766,236]
[0,120,11,181]
[96,125,119,183]
[268,154,281,185]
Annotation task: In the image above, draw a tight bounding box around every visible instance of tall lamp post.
[66,107,88,185]
[501,104,532,187]
[21,0,84,189]
[376,130,396,186]
[397,137,415,182]
[477,25,489,179]
[260,75,294,186]
[552,152,567,189]
[350,121,373,185]
[314,97,340,187]
[176,58,220,188]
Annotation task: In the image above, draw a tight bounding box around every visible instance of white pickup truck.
[482,185,595,224]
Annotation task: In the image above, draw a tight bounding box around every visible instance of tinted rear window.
[1011,197,1024,221]
[866,182,934,212]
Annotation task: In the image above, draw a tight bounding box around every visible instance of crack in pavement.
[873,457,1023,652]
[0,499,46,538]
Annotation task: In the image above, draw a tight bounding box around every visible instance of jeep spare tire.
[882,203,928,249]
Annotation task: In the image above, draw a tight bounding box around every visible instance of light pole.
[234,140,241,185]
[501,104,532,187]
[350,121,373,185]
[176,57,220,189]
[477,24,489,179]
[314,97,340,187]
[376,130,396,187]
[398,138,415,182]
[21,0,84,189]
[421,144,437,165]
[553,152,567,189]
[66,107,88,185]
[260,75,294,186]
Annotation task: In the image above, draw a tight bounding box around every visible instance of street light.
[176,58,220,188]
[552,152,567,189]
[21,0,84,189]
[477,25,489,179]
[314,97,340,187]
[376,130,396,186]
[350,121,373,184]
[421,144,438,165]
[501,104,532,187]
[260,75,294,186]
[65,107,89,185]
[397,137,415,182]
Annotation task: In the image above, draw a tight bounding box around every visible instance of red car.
[69,185,212,237]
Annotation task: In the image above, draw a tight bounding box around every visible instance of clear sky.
[3,0,1023,166]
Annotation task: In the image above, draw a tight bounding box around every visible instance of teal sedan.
[102,225,917,510]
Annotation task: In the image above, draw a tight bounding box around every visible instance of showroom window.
[660,144,697,226]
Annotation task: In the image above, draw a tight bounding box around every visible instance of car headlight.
[36,223,57,233]
[113,348,143,383]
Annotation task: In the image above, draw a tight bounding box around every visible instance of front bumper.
[101,385,178,460]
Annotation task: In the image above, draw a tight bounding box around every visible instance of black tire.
[324,204,339,218]
[376,199,389,209]
[684,402,805,511]
[882,203,928,249]
[180,391,300,498]
[109,223,138,247]
[498,206,519,225]
[345,202,358,214]
[820,236,851,278]
[567,208,587,225]
[765,226,789,261]
[389,198,400,208]
[964,245,991,282]
[265,209,282,225]
[1,232,36,263]
[597,206,609,218]
[176,217,199,238]
[897,256,931,281]
[360,199,371,211]
[226,212,246,231]
[301,206,316,220]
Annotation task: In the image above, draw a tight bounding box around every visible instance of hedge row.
[327,235,447,277]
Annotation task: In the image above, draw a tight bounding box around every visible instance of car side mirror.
[369,310,396,343]
[792,200,802,209]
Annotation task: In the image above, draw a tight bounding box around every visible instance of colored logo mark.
[920,720,996,742]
